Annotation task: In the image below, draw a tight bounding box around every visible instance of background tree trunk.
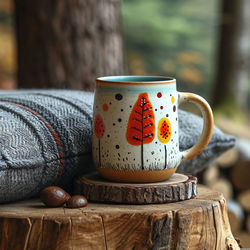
[14,0,123,91]
[212,0,249,111]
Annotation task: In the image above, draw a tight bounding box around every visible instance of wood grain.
[227,200,244,234]
[14,0,123,90]
[203,163,220,185]
[216,147,239,168]
[231,161,250,191]
[0,186,239,250]
[210,177,233,200]
[237,190,250,212]
[75,172,197,204]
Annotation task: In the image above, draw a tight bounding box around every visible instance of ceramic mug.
[92,76,214,183]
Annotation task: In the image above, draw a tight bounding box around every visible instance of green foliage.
[213,95,246,124]
[122,0,219,101]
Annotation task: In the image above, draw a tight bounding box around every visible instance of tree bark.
[0,186,240,249]
[75,172,197,204]
[212,0,249,110]
[14,0,123,91]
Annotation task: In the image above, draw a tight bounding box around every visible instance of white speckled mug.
[92,76,214,183]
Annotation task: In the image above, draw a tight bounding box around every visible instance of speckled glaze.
[92,76,213,182]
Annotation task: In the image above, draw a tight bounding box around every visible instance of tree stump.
[75,172,197,204]
[0,186,239,250]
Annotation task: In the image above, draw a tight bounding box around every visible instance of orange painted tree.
[94,114,105,167]
[158,118,172,168]
[126,93,155,170]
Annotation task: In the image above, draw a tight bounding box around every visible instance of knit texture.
[0,90,94,203]
[0,90,235,203]
[177,110,235,174]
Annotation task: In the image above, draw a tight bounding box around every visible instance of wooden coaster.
[75,172,197,204]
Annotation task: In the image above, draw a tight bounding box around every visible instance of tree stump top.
[0,185,221,217]
[0,186,239,250]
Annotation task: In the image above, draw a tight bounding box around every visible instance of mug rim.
[96,75,176,85]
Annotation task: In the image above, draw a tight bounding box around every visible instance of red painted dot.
[157,92,162,98]
[160,106,163,109]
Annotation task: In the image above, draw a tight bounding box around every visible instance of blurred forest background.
[0,0,250,246]
[123,0,218,100]
[122,0,250,123]
[1,0,250,119]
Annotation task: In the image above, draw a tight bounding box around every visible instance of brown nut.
[40,186,71,207]
[66,195,88,208]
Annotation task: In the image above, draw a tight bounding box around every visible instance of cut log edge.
[76,173,198,204]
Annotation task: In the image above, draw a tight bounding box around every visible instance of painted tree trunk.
[94,114,105,167]
[158,118,171,169]
[14,0,123,90]
[126,93,155,170]
[141,142,144,170]
[98,139,101,167]
[164,145,167,168]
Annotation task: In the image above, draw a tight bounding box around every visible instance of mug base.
[97,167,177,183]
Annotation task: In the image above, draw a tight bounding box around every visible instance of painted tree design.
[126,93,155,170]
[158,118,172,168]
[94,114,105,167]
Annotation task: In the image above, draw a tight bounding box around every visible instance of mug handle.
[178,92,214,161]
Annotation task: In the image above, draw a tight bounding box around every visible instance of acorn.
[40,186,70,207]
[66,195,88,208]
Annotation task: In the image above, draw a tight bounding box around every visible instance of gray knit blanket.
[0,90,94,203]
[0,90,235,203]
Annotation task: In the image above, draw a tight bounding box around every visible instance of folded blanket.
[0,90,235,203]
[0,90,94,203]
[177,110,235,174]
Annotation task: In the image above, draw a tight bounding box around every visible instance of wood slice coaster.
[0,186,239,250]
[74,172,197,204]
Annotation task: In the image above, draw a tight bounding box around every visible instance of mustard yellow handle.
[178,92,214,161]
